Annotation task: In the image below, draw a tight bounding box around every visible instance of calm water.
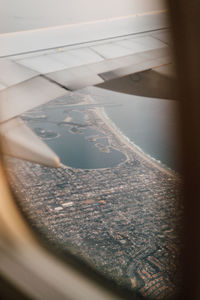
[81,87,180,171]
[23,105,126,169]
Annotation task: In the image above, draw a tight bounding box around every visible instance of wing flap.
[97,64,176,100]
[16,55,67,74]
[46,47,170,90]
[47,68,104,91]
[99,48,170,81]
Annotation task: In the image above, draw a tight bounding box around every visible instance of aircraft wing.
[0,12,171,167]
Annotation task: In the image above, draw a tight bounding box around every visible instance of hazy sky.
[0,0,165,33]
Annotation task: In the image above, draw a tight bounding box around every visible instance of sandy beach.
[94,106,178,179]
[64,116,72,122]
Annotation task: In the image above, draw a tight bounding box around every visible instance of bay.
[23,104,126,169]
[81,87,180,171]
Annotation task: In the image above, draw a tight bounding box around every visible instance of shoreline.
[94,106,178,179]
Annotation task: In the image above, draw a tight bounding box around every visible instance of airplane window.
[3,70,183,299]
[0,1,184,299]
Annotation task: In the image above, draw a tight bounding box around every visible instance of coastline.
[94,106,178,179]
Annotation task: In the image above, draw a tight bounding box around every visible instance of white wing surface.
[0,118,60,167]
